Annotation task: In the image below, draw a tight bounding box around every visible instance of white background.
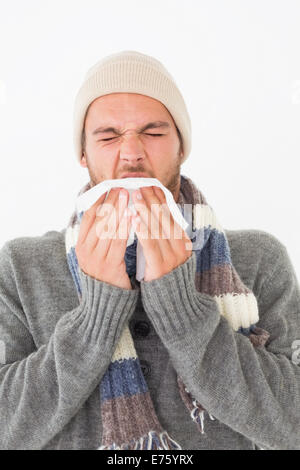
[0,0,299,279]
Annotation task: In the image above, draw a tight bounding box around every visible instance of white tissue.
[76,178,189,281]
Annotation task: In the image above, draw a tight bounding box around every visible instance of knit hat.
[73,50,192,163]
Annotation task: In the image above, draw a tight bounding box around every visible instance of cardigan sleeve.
[140,241,300,450]
[0,240,139,449]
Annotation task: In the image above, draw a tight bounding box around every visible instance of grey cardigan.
[0,227,299,450]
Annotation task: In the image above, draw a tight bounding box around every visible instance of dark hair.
[175,125,184,155]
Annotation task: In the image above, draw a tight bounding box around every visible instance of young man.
[0,51,299,450]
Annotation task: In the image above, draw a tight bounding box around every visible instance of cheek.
[87,142,116,159]
[159,135,179,152]
[147,137,174,155]
[85,148,118,173]
[151,138,179,159]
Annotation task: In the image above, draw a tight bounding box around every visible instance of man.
[0,50,300,450]
[76,90,192,287]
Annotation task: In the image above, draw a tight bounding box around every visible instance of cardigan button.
[132,321,151,338]
[140,360,151,377]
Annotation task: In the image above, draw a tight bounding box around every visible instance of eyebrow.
[92,121,170,136]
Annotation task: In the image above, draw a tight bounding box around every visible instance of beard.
[84,150,182,201]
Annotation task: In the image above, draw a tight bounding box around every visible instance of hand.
[75,187,133,290]
[129,186,193,282]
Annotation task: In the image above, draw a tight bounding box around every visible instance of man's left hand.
[129,186,193,282]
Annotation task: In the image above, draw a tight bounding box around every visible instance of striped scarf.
[65,174,269,450]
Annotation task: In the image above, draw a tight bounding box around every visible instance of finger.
[133,187,173,244]
[173,226,193,253]
[112,189,130,240]
[95,188,128,249]
[104,207,133,263]
[143,186,189,249]
[77,191,108,245]
[152,186,166,204]
[134,187,192,257]
[83,188,120,250]
[131,210,167,263]
[93,188,129,255]
[151,187,179,240]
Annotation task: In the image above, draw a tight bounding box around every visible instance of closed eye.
[99,133,164,142]
[145,133,164,137]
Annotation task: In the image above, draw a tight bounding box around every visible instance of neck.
[173,186,180,203]
[169,176,181,203]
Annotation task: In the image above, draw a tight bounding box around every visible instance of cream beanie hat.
[73,50,192,163]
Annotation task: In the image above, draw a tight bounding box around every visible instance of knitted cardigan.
[65,174,269,450]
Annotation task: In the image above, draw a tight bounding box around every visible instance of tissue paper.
[76,178,189,281]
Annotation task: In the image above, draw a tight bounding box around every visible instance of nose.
[119,132,145,162]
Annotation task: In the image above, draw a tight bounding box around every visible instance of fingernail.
[135,191,142,200]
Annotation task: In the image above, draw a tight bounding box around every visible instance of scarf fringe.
[190,399,216,434]
[98,430,182,450]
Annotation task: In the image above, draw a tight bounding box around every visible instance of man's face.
[80,93,183,199]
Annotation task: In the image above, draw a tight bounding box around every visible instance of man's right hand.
[75,187,133,290]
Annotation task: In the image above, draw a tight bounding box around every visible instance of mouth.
[121,172,148,178]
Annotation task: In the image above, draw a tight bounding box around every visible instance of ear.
[80,152,87,168]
